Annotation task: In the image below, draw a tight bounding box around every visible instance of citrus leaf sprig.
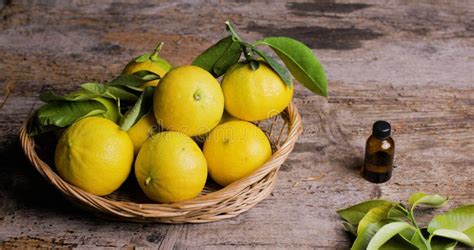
[119,86,155,131]
[29,70,160,136]
[192,21,328,97]
[337,192,474,249]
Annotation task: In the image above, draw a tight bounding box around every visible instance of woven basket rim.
[19,102,302,222]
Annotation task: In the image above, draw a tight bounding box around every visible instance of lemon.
[127,112,160,155]
[153,65,224,136]
[135,131,207,203]
[123,42,172,87]
[94,97,119,123]
[203,121,272,186]
[55,117,134,196]
[221,62,293,121]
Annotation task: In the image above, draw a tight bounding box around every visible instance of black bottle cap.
[372,120,391,139]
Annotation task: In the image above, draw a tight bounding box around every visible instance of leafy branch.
[29,70,161,135]
[192,21,327,97]
[337,192,473,249]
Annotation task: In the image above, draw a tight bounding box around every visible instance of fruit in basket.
[153,65,224,136]
[54,117,134,196]
[203,120,272,186]
[127,112,160,155]
[135,131,207,203]
[93,97,120,123]
[123,42,172,87]
[221,61,293,122]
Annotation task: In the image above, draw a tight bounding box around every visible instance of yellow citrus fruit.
[153,65,224,136]
[203,121,272,186]
[127,112,160,155]
[221,62,293,121]
[55,117,134,196]
[135,131,207,203]
[93,97,119,123]
[123,42,172,87]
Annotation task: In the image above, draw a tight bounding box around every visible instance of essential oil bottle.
[362,121,394,183]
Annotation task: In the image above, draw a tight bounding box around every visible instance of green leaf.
[40,90,98,102]
[29,100,107,135]
[80,83,117,100]
[367,222,414,250]
[358,203,406,234]
[430,236,458,250]
[255,37,327,97]
[106,85,139,101]
[108,70,160,87]
[252,48,291,86]
[432,229,472,247]
[134,53,151,63]
[337,200,395,225]
[428,204,474,247]
[192,36,242,77]
[352,220,389,250]
[408,192,448,209]
[379,234,419,250]
[213,42,241,76]
[399,228,429,250]
[119,86,155,131]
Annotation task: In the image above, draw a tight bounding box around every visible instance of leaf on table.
[191,35,242,77]
[408,192,448,209]
[428,204,474,247]
[399,227,429,250]
[352,220,390,250]
[358,203,404,234]
[119,86,155,131]
[366,222,414,250]
[379,234,419,250]
[337,200,394,225]
[254,37,327,97]
[252,48,292,86]
[432,229,472,247]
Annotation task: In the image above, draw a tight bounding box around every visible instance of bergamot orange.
[55,117,134,195]
[203,120,272,186]
[127,112,160,155]
[135,131,207,203]
[221,62,293,121]
[153,65,224,136]
[123,42,172,87]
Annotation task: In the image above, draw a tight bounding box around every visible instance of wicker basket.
[19,103,302,223]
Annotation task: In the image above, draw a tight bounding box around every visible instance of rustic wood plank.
[0,0,473,248]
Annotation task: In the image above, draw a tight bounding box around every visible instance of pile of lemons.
[55,45,293,203]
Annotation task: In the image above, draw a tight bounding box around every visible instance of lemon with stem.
[55,117,134,196]
[123,42,172,87]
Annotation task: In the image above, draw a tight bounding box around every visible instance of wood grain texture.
[0,0,473,248]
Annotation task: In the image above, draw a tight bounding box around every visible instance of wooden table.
[1,0,473,248]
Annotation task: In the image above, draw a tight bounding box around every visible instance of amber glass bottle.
[362,121,394,183]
